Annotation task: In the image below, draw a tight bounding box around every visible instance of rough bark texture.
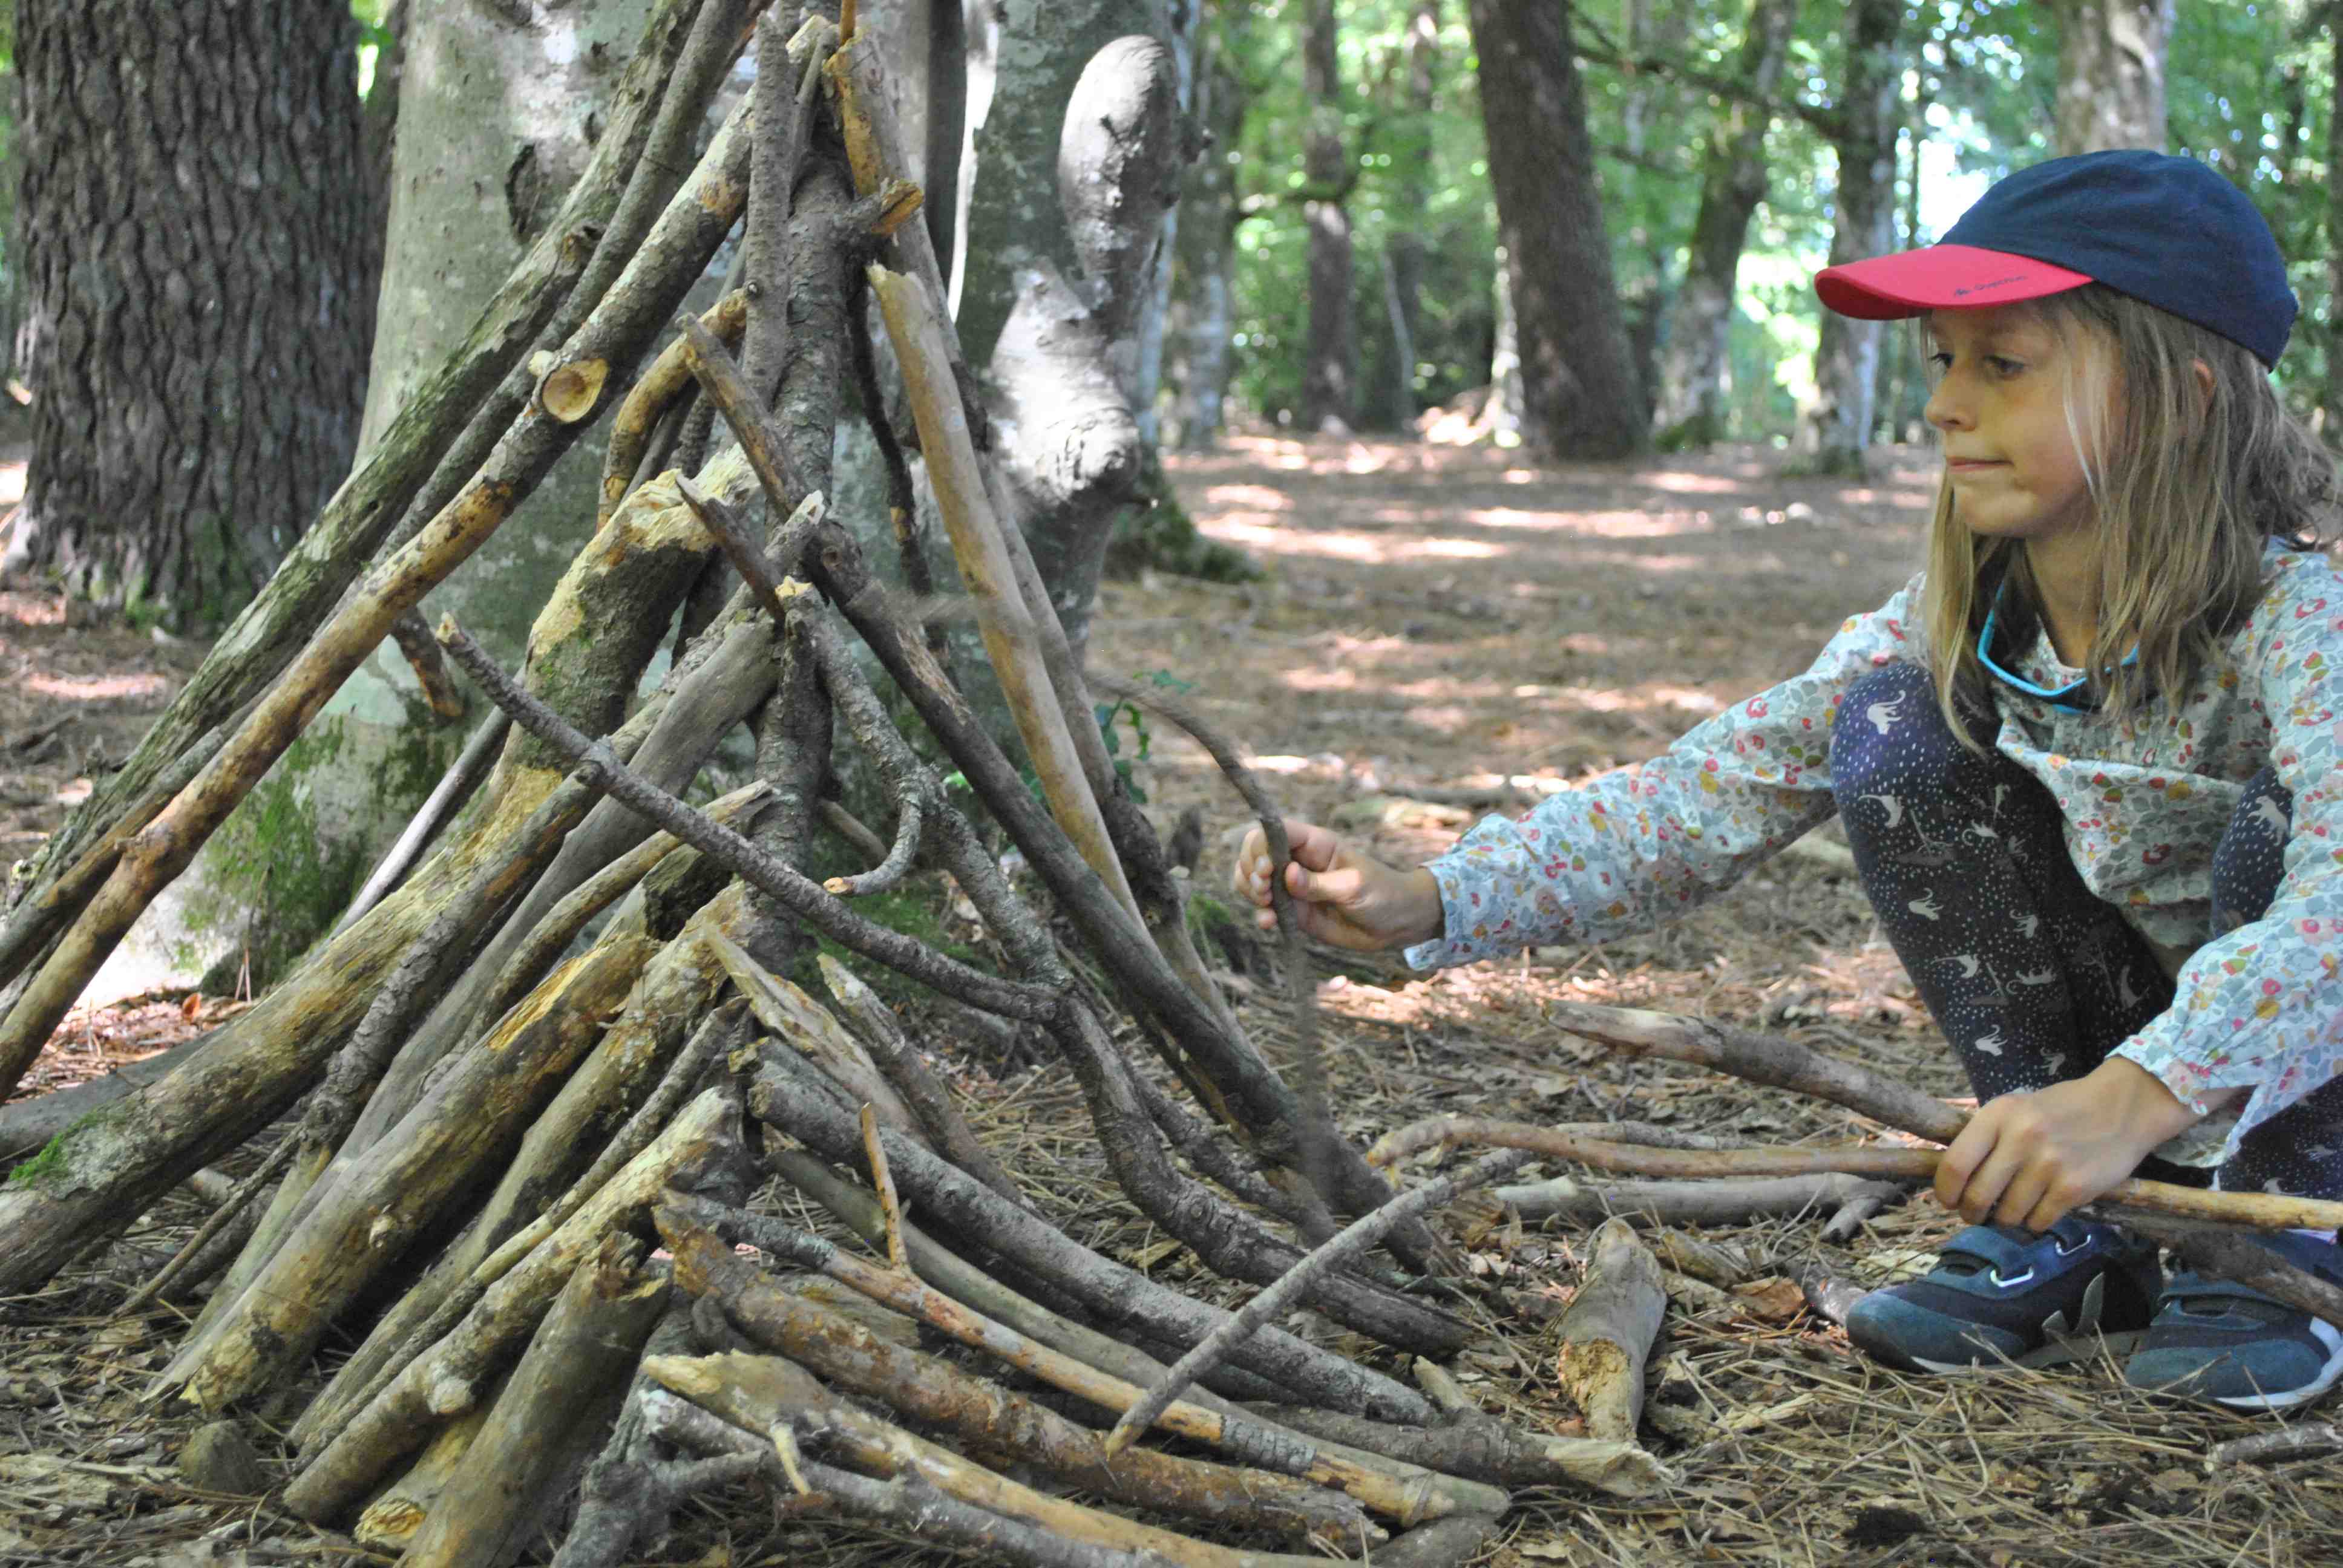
[10,0,370,631]
[1462,0,1647,459]
[1374,0,1439,434]
[2051,0,2172,155]
[1651,0,1796,448]
[1298,0,1355,434]
[1795,0,1902,479]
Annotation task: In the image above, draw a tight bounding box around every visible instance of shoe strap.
[2158,1272,2291,1312]
[1938,1222,2101,1274]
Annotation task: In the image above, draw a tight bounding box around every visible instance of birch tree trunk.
[1794,0,1902,480]
[1651,0,1795,450]
[1165,23,1245,451]
[7,0,371,632]
[2051,0,2173,155]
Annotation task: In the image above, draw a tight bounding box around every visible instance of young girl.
[1233,149,2343,1411]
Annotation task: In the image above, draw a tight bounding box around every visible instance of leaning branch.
[1102,1149,1532,1458]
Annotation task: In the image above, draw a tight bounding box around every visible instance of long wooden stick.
[1369,1116,2343,1230]
[867,264,1146,930]
[1547,999,2343,1322]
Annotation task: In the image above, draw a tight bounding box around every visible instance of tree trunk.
[7,0,370,632]
[1166,24,1245,451]
[952,0,1172,370]
[948,0,1179,642]
[1795,0,1902,480]
[1375,0,1440,434]
[983,30,1185,652]
[1651,0,1795,449]
[1299,0,1355,435]
[1463,0,1646,460]
[2051,0,2173,155]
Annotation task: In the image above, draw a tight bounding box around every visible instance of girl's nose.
[1924,378,1970,433]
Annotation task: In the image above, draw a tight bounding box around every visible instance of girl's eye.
[1926,351,1953,374]
[1985,356,2025,377]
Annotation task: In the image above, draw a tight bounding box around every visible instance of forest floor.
[4,433,2341,1566]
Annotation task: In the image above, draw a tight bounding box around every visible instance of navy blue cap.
[1817,149,2298,368]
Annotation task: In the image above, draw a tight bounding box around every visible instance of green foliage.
[1175,0,2343,448]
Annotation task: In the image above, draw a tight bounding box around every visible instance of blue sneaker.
[1846,1218,2162,1373]
[2122,1231,2343,1411]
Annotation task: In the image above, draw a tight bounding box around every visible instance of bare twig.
[1244,1402,1668,1498]
[1103,1149,1531,1458]
[825,797,922,897]
[338,711,510,935]
[387,607,469,721]
[857,1105,910,1272]
[2207,1422,2343,1466]
[1090,671,1340,1224]
[1493,1171,1912,1227]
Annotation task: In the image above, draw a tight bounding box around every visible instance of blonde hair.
[1919,284,2338,744]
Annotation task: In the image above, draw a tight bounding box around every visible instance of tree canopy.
[1190,0,2338,448]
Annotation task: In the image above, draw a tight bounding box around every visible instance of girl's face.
[1923,305,2114,549]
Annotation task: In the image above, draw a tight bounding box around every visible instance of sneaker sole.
[1910,1328,2152,1375]
[2208,1317,2343,1412]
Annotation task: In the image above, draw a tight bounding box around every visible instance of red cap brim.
[1815,243,2097,319]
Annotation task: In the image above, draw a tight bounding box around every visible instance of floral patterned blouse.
[1403,543,2343,1158]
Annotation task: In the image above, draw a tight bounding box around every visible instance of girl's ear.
[2192,358,2214,403]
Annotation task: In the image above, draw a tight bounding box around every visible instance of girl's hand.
[1935,1057,2203,1231]
[1230,820,1445,953]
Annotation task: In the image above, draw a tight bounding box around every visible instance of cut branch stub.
[537,358,612,422]
[1553,1218,1665,1445]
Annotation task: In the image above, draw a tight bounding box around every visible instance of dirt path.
[1103,433,1938,860]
